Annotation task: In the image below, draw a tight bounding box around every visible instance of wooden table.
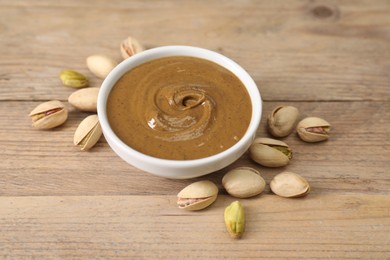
[1,0,389,258]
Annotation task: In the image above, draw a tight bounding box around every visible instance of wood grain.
[0,0,389,102]
[1,194,389,259]
[1,100,389,196]
[0,0,389,258]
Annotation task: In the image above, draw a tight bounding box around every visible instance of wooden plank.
[0,194,389,259]
[0,1,389,101]
[0,0,389,258]
[1,100,389,196]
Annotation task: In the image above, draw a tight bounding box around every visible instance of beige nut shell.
[73,114,102,151]
[29,100,68,129]
[268,105,299,137]
[270,172,310,198]
[297,117,331,142]
[68,87,100,112]
[222,167,265,198]
[120,36,145,59]
[177,180,218,211]
[249,138,291,167]
[86,54,117,79]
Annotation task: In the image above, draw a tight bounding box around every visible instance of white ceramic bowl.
[97,46,262,179]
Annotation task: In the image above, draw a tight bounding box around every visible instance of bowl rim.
[97,45,262,169]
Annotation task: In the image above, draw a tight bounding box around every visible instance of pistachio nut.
[268,105,299,137]
[222,167,266,198]
[270,172,310,198]
[177,180,218,211]
[297,117,330,142]
[68,87,99,112]
[120,36,145,59]
[73,114,102,151]
[29,100,68,129]
[249,137,292,167]
[86,54,117,79]
[59,70,88,88]
[224,201,245,239]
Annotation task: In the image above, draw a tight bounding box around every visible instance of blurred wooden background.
[0,0,389,259]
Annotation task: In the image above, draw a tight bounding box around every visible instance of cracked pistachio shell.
[224,201,245,239]
[177,180,218,211]
[73,115,102,151]
[120,36,145,59]
[86,54,117,79]
[270,172,310,198]
[222,167,265,198]
[268,105,299,137]
[297,117,331,142]
[249,137,292,167]
[68,87,99,112]
[59,70,88,88]
[29,100,68,129]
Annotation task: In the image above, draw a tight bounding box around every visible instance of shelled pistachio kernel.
[73,114,102,151]
[177,180,218,211]
[29,100,68,129]
[249,137,292,167]
[267,105,299,137]
[224,201,245,239]
[59,70,88,88]
[297,117,331,142]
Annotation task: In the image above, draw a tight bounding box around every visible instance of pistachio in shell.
[29,100,68,129]
[177,180,218,211]
[297,117,331,142]
[86,54,117,79]
[222,167,266,198]
[120,36,145,59]
[267,105,299,137]
[73,114,102,151]
[68,87,99,112]
[249,137,292,167]
[270,172,310,198]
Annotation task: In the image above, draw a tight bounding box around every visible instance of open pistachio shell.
[29,100,68,129]
[120,36,145,59]
[270,172,310,198]
[177,180,218,211]
[73,115,102,151]
[249,137,292,167]
[86,54,117,79]
[268,105,299,137]
[68,87,99,112]
[222,167,266,198]
[297,117,331,142]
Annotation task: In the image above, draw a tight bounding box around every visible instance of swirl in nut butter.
[107,56,252,160]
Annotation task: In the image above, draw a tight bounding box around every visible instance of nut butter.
[107,56,252,160]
